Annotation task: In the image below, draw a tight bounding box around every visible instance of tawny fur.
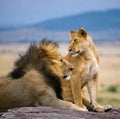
[62,28,112,112]
[0,39,85,112]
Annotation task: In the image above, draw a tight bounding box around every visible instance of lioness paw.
[104,105,112,112]
[93,105,112,112]
[90,102,96,110]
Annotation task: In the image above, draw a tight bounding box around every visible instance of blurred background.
[0,0,120,107]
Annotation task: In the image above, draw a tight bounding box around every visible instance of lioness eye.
[60,59,63,62]
[74,39,77,42]
[74,39,77,44]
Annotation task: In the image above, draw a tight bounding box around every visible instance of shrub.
[107,85,118,93]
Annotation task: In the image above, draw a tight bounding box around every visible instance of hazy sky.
[0,0,120,27]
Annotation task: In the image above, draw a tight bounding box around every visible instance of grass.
[98,85,120,107]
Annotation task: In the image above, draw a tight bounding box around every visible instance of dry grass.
[98,86,120,108]
[0,44,29,76]
[0,43,120,107]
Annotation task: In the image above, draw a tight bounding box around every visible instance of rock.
[0,107,120,119]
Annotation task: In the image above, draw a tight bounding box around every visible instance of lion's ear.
[70,30,74,36]
[77,28,87,38]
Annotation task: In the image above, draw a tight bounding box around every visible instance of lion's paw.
[80,107,88,112]
[80,105,88,111]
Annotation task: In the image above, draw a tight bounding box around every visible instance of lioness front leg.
[87,80,97,110]
[87,76,112,112]
[70,74,87,110]
[82,94,112,112]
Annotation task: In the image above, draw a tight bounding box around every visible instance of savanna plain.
[0,43,120,108]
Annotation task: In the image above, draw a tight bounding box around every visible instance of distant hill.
[0,9,120,43]
[31,9,120,31]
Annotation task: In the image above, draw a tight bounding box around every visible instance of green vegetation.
[107,85,118,93]
[98,85,120,107]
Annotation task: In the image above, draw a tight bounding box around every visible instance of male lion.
[0,40,85,112]
[62,28,112,112]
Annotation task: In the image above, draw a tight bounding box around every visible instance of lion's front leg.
[36,86,87,111]
[57,99,88,111]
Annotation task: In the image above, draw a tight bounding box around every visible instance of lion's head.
[68,28,91,57]
[37,39,73,81]
[60,56,73,81]
[9,39,73,80]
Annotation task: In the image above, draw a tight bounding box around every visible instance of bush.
[107,85,118,93]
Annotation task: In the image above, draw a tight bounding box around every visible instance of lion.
[0,39,85,112]
[62,28,112,112]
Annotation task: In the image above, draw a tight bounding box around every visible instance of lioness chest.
[68,55,99,86]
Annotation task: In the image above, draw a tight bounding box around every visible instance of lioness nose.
[69,67,73,71]
[69,49,72,52]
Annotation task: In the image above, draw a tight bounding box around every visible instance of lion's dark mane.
[9,40,63,99]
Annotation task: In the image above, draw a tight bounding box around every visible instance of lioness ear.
[70,30,74,36]
[77,28,87,38]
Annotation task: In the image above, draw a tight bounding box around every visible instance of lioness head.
[68,28,90,57]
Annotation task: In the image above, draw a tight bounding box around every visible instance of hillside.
[0,9,120,43]
[32,9,120,31]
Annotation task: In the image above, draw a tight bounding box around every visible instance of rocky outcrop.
[0,107,120,119]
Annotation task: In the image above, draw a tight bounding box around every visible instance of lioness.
[63,28,112,112]
[0,40,85,112]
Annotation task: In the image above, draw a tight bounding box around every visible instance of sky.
[0,0,120,27]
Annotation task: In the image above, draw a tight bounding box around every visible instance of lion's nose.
[69,67,73,71]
